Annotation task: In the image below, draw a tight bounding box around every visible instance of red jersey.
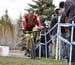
[21,13,41,29]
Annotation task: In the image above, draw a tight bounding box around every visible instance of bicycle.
[22,30,39,59]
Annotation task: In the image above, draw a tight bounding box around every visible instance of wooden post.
[55,16,61,60]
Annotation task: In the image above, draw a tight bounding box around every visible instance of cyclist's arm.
[37,16,42,27]
[21,14,27,30]
[21,20,25,30]
[35,15,44,30]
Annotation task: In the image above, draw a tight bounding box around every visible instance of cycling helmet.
[28,8,34,14]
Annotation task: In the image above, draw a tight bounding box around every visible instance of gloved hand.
[33,25,38,31]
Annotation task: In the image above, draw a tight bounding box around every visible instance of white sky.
[53,0,66,7]
[0,0,65,20]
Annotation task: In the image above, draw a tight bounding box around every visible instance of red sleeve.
[21,20,25,29]
[35,14,42,26]
[21,13,29,29]
[21,13,26,29]
[37,19,42,26]
[23,13,28,18]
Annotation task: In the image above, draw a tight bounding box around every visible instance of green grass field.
[0,56,68,65]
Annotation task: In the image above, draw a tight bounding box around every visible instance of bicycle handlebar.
[24,29,41,34]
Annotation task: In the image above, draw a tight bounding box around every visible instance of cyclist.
[21,8,42,57]
[21,8,42,32]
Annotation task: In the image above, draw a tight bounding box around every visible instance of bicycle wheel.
[31,37,36,59]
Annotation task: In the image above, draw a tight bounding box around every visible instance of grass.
[0,56,68,65]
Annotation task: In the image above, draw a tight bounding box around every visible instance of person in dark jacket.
[65,0,75,22]
[65,0,75,64]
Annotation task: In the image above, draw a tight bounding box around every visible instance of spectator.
[40,22,51,57]
[65,0,75,64]
[50,1,65,59]
[50,8,60,58]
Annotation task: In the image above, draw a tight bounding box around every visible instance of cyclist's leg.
[23,27,33,57]
[31,31,39,59]
[24,34,30,56]
[33,31,37,43]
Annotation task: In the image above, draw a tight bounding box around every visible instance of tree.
[28,0,55,22]
[17,13,26,49]
[0,9,16,48]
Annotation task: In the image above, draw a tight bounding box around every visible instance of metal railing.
[35,16,75,65]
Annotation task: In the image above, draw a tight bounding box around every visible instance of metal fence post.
[39,32,41,58]
[69,21,74,65]
[45,32,47,58]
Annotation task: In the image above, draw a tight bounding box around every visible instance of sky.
[53,0,65,7]
[0,0,34,20]
[0,0,65,20]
